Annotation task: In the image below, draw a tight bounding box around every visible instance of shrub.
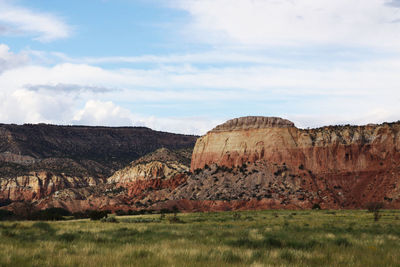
[194,168,202,175]
[29,208,71,221]
[168,214,184,224]
[101,215,119,223]
[233,212,241,220]
[160,208,173,214]
[0,209,14,221]
[72,211,89,219]
[365,202,384,222]
[366,202,384,212]
[115,210,128,216]
[88,210,108,221]
[0,199,11,207]
[312,203,321,210]
[333,237,351,247]
[32,222,53,232]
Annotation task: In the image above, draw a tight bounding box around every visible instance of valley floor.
[1,210,400,266]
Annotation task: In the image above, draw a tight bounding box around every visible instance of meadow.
[1,209,400,266]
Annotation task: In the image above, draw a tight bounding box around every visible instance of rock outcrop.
[31,148,192,213]
[0,172,101,202]
[2,117,400,214]
[108,148,190,184]
[190,116,400,208]
[0,123,197,205]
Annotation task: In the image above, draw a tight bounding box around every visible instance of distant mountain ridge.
[0,123,197,178]
[0,123,197,206]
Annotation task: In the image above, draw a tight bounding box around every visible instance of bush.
[0,199,11,207]
[168,214,184,224]
[333,237,351,247]
[194,168,202,175]
[0,209,14,221]
[72,212,89,219]
[88,210,108,221]
[312,203,321,210]
[29,208,71,221]
[115,210,127,216]
[160,208,173,214]
[366,202,384,222]
[233,212,241,220]
[32,222,53,232]
[366,202,384,212]
[101,215,119,223]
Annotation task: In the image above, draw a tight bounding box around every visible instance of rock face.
[2,117,400,214]
[190,116,400,208]
[212,116,295,132]
[0,123,197,204]
[0,172,100,202]
[108,148,190,184]
[31,148,192,213]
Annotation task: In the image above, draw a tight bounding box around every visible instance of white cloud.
[73,100,134,126]
[72,100,220,134]
[0,43,29,73]
[173,0,400,49]
[0,0,70,41]
[1,49,400,134]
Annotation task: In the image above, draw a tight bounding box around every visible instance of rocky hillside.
[187,116,400,209]
[0,124,197,204]
[32,148,192,213]
[2,117,400,214]
[108,148,191,184]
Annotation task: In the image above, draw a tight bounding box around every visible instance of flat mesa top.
[210,116,295,132]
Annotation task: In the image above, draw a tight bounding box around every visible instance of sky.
[1,0,400,134]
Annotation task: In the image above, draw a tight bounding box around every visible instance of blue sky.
[1,0,400,134]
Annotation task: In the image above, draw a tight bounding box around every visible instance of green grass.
[1,210,400,266]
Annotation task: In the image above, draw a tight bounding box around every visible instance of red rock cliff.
[190,116,400,207]
[191,116,400,172]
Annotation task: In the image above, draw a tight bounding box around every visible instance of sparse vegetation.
[0,210,14,221]
[29,208,72,221]
[312,203,321,210]
[366,202,384,222]
[88,210,109,221]
[1,210,400,266]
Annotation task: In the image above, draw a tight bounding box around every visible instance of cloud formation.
[386,0,400,7]
[0,1,400,134]
[0,44,29,73]
[174,0,400,49]
[25,83,114,93]
[0,0,70,41]
[1,42,400,134]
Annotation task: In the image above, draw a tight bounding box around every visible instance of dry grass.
[1,210,400,266]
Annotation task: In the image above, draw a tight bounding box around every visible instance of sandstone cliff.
[0,124,197,205]
[31,148,191,213]
[3,117,400,214]
[189,116,400,209]
[108,148,190,184]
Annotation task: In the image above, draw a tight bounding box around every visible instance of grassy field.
[1,209,400,266]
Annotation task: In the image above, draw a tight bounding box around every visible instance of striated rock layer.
[29,148,192,213]
[190,116,400,208]
[0,123,197,204]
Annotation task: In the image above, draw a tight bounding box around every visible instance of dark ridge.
[0,123,198,178]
